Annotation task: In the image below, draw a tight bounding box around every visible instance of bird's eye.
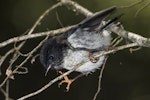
[49,55,54,60]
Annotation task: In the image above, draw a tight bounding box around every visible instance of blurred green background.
[0,0,150,100]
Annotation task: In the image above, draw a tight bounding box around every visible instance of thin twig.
[5,80,10,100]
[61,0,93,16]
[0,49,15,75]
[111,36,123,47]
[14,67,28,75]
[93,57,108,100]
[129,47,142,53]
[119,0,144,8]
[56,12,64,27]
[14,42,29,57]
[0,41,23,76]
[0,88,6,97]
[135,1,150,17]
[0,80,12,100]
[96,43,138,58]
[31,54,39,64]
[0,36,49,88]
[27,2,63,35]
[110,24,150,47]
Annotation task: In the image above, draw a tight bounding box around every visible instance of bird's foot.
[58,71,74,92]
[88,53,99,63]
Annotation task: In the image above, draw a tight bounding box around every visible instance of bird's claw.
[58,79,73,92]
[58,71,74,92]
[88,53,99,63]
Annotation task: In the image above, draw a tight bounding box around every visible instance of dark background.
[0,0,150,100]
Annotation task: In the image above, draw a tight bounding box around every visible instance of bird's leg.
[88,53,99,63]
[58,71,74,92]
[58,71,84,92]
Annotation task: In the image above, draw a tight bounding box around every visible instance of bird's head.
[39,38,65,75]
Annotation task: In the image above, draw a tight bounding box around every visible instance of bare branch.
[93,57,108,100]
[56,12,64,27]
[110,24,150,47]
[0,81,12,100]
[0,88,6,97]
[61,0,93,16]
[14,67,28,75]
[5,80,10,100]
[0,36,49,88]
[0,49,15,75]
[119,0,144,8]
[27,2,63,35]
[0,26,74,48]
[135,1,150,17]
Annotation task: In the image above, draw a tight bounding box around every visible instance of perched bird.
[40,6,117,91]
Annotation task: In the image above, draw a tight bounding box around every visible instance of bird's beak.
[45,64,51,76]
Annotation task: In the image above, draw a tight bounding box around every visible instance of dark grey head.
[40,38,67,75]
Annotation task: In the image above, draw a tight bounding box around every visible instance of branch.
[135,1,150,17]
[61,0,93,16]
[26,2,63,35]
[0,49,15,75]
[119,0,144,8]
[0,36,49,88]
[110,24,150,47]
[0,26,74,48]
[93,57,108,100]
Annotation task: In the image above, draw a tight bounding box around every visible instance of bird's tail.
[100,13,123,31]
[78,6,117,29]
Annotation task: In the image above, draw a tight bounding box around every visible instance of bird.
[40,6,117,91]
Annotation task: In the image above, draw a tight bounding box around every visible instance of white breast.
[62,49,105,73]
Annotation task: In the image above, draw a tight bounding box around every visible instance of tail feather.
[78,6,117,29]
[100,13,123,31]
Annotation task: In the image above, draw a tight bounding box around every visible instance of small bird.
[40,6,117,91]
